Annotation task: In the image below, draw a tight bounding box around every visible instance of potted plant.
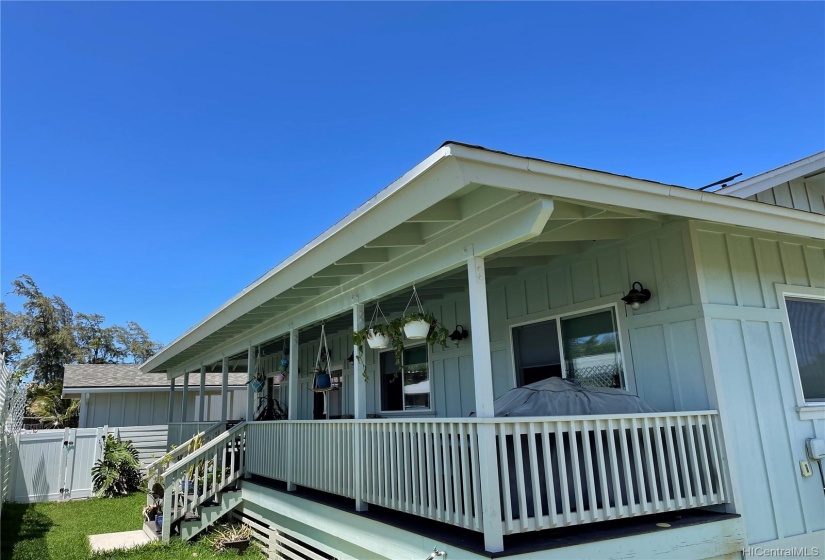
[402,311,434,340]
[149,482,165,533]
[206,522,254,553]
[366,324,391,349]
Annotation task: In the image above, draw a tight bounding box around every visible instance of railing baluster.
[663,416,682,510]
[569,420,585,523]
[707,414,726,502]
[541,422,558,528]
[641,417,660,512]
[581,419,598,523]
[685,415,702,505]
[695,414,713,505]
[527,422,544,530]
[617,418,634,518]
[469,424,482,531]
[512,422,528,531]
[674,415,693,507]
[555,421,570,525]
[449,422,461,525]
[496,424,513,535]
[594,419,611,521]
[459,422,472,530]
[606,418,624,519]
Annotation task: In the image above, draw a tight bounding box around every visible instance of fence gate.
[11,427,105,503]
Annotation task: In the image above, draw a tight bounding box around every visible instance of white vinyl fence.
[5,423,169,504]
[10,427,106,503]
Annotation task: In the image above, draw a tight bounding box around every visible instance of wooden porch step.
[141,520,161,542]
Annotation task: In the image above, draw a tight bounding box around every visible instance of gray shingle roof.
[63,364,247,389]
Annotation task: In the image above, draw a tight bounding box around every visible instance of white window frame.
[378,342,434,414]
[776,283,825,420]
[507,296,634,394]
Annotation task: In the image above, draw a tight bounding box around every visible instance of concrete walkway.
[89,530,152,553]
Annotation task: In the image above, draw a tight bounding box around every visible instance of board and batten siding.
[82,389,246,428]
[744,173,825,215]
[487,220,710,413]
[692,221,825,547]
[275,221,713,419]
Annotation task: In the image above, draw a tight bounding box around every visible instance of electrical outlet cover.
[800,460,813,477]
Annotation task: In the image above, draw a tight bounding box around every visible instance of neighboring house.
[139,143,824,559]
[62,364,248,428]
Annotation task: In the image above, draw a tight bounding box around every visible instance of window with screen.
[380,345,430,412]
[786,297,825,403]
[512,307,624,389]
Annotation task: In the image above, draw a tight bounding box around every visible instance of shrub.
[91,434,142,497]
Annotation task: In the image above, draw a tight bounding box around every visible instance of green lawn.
[1,493,263,560]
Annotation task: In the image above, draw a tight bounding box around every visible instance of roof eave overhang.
[142,143,824,376]
[715,151,825,198]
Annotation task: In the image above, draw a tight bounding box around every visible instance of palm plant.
[26,383,79,428]
[91,434,142,497]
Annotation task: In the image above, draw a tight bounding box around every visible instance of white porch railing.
[167,421,224,449]
[245,411,729,537]
[160,422,247,541]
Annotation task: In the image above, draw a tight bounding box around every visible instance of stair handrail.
[146,421,225,477]
[160,421,247,542]
[161,421,245,477]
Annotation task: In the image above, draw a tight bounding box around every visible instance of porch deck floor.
[246,475,739,558]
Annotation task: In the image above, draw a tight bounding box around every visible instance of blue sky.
[2,2,823,347]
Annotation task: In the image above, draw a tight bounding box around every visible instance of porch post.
[198,365,206,422]
[287,328,299,491]
[353,303,366,419]
[220,356,229,423]
[352,302,368,511]
[467,254,504,553]
[167,377,176,424]
[181,370,189,422]
[246,344,255,422]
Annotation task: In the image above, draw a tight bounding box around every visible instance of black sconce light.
[621,282,652,310]
[449,325,469,347]
[347,352,354,364]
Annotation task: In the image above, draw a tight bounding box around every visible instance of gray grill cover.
[492,377,656,417]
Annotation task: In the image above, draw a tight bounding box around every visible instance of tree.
[117,321,162,364]
[74,313,125,364]
[10,275,163,377]
[0,302,24,366]
[12,275,77,384]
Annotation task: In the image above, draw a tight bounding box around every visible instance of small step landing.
[89,529,152,553]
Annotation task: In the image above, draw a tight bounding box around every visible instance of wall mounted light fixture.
[621,282,652,310]
[449,325,469,347]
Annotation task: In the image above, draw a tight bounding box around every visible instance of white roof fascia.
[62,385,247,396]
[448,144,824,240]
[715,151,825,198]
[141,146,462,375]
[143,143,825,376]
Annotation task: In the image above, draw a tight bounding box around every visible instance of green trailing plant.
[353,311,450,382]
[92,434,142,497]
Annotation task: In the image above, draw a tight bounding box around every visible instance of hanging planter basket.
[403,320,430,340]
[367,329,390,349]
[250,379,265,393]
[312,323,332,390]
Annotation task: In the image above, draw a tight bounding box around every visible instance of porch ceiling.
[151,190,669,374]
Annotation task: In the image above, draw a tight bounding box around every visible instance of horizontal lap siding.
[108,425,168,469]
[695,224,825,545]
